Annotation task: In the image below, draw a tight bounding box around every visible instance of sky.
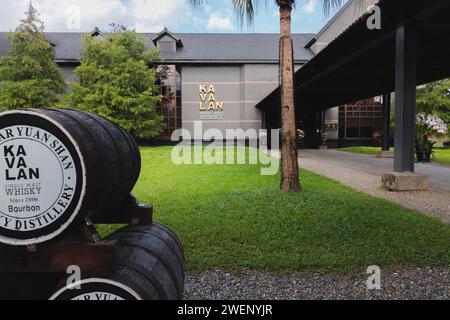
[0,0,346,34]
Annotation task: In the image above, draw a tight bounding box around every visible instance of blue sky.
[177,0,345,34]
[0,0,346,34]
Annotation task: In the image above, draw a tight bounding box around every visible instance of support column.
[382,93,391,152]
[394,20,417,173]
[320,111,327,149]
[382,19,428,191]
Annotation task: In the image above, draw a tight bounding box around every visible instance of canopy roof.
[257,0,450,113]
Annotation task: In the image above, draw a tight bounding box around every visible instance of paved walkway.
[271,149,450,222]
[300,149,450,191]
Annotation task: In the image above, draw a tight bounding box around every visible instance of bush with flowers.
[416,113,448,162]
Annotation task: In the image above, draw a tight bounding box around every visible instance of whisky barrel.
[47,223,185,300]
[106,222,185,300]
[49,278,143,300]
[0,108,141,245]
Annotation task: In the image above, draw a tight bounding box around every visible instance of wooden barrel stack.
[105,223,185,300]
[0,109,185,300]
[50,223,185,301]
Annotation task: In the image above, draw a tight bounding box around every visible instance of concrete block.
[382,171,429,191]
[377,151,394,158]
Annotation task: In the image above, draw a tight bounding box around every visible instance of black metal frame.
[382,93,391,152]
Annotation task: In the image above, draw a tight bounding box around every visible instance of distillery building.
[0,0,381,147]
[0,28,314,141]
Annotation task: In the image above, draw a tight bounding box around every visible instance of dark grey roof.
[0,31,315,64]
[152,27,183,47]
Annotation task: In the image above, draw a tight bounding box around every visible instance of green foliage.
[64,29,164,140]
[417,79,450,126]
[0,3,64,110]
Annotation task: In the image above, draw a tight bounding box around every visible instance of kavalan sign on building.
[199,84,224,120]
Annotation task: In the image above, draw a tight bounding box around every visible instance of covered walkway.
[258,0,450,174]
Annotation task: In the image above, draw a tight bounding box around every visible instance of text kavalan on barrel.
[0,125,77,233]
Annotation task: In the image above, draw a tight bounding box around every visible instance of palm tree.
[190,0,349,192]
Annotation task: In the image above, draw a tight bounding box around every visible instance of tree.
[190,0,350,192]
[417,79,450,126]
[0,2,64,110]
[64,27,165,140]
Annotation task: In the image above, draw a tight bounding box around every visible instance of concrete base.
[382,171,429,191]
[377,151,394,158]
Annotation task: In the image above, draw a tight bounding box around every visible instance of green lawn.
[433,149,450,165]
[339,146,450,165]
[99,147,450,275]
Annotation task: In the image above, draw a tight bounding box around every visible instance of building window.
[338,99,383,140]
[156,65,182,140]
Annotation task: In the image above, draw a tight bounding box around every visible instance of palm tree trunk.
[279,2,300,192]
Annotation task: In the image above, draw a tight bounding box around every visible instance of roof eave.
[55,59,310,65]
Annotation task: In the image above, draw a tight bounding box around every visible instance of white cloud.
[185,10,205,27]
[0,0,29,32]
[302,0,319,14]
[207,12,234,31]
[191,16,206,27]
[0,0,188,32]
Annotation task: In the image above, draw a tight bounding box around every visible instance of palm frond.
[232,0,256,27]
[188,0,207,9]
[323,0,346,16]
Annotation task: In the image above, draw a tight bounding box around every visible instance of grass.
[339,146,450,165]
[98,147,450,275]
[434,149,450,165]
[339,146,383,156]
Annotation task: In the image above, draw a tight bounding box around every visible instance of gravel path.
[185,268,450,300]
[270,150,450,223]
